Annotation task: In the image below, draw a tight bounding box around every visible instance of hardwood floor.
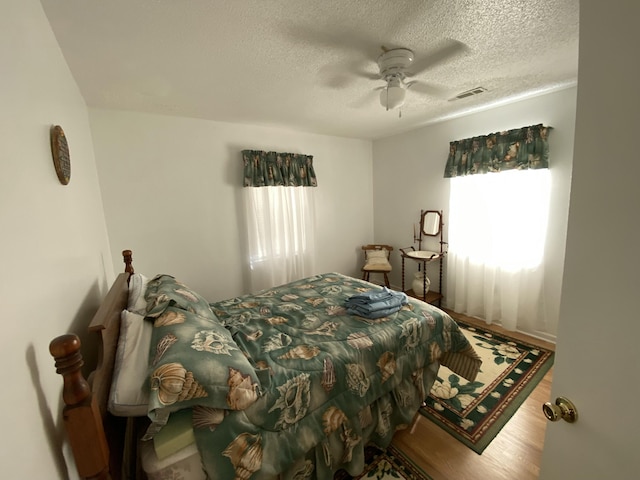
[392,310,555,480]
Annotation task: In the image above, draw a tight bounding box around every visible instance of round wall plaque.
[50,125,71,185]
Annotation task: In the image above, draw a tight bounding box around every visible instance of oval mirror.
[422,211,441,236]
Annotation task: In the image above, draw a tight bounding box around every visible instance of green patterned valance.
[242,150,317,187]
[443,124,551,178]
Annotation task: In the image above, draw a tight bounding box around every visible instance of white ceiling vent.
[451,86,487,101]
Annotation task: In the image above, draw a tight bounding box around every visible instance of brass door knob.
[543,396,578,423]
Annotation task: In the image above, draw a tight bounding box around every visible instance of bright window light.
[246,186,312,266]
[449,169,551,271]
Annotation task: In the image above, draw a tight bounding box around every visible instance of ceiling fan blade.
[349,88,381,109]
[407,39,469,77]
[319,65,354,89]
[405,80,450,99]
[319,59,379,89]
[282,24,377,56]
[323,74,353,89]
[352,69,380,81]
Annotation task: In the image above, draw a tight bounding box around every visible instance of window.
[244,186,315,292]
[447,169,551,331]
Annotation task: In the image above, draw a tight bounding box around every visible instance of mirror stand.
[400,210,447,307]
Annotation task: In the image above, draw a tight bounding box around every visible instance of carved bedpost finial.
[49,334,91,406]
[122,249,134,275]
[49,334,110,479]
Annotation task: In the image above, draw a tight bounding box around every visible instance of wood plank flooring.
[392,311,555,480]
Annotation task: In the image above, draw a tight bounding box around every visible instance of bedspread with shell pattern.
[146,273,481,479]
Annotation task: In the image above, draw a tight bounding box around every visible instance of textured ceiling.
[40,0,579,140]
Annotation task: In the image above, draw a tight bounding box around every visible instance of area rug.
[334,444,434,480]
[420,319,554,454]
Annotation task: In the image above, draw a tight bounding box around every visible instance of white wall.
[372,87,577,337]
[89,109,373,301]
[0,1,113,478]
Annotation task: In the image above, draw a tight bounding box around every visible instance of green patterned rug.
[420,320,554,454]
[335,444,434,480]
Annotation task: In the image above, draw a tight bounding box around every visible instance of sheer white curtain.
[446,169,551,332]
[244,186,316,292]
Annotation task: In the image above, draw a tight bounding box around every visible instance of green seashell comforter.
[144,272,481,479]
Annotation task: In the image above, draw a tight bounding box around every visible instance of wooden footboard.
[50,251,134,480]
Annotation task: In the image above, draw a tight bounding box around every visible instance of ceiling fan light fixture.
[380,85,406,110]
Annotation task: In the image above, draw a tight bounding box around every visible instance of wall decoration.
[50,125,71,185]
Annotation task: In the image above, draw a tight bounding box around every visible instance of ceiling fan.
[349,40,469,113]
[281,22,468,113]
[376,47,418,110]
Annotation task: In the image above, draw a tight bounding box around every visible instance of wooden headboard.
[49,250,135,480]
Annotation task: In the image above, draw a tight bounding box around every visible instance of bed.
[50,250,481,480]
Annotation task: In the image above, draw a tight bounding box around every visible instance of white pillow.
[108,310,153,417]
[128,273,149,315]
[365,249,390,266]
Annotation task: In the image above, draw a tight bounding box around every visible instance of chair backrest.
[362,244,393,259]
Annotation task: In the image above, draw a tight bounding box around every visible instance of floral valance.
[242,150,317,187]
[443,124,551,178]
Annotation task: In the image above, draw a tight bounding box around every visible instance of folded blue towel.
[345,287,408,319]
[347,304,405,319]
[345,287,399,305]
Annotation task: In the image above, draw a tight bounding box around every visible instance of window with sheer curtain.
[443,125,551,332]
[242,150,317,293]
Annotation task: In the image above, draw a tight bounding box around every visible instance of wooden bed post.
[50,334,111,480]
[122,249,134,276]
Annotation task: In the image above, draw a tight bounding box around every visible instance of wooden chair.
[361,244,393,287]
